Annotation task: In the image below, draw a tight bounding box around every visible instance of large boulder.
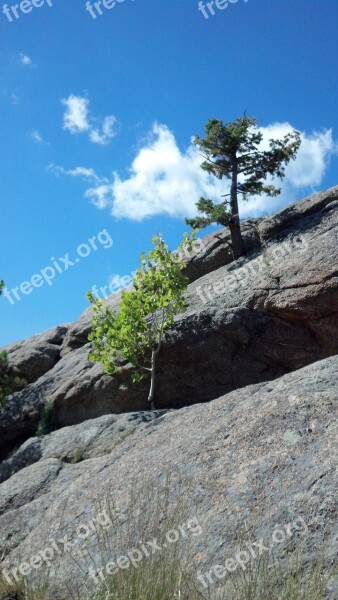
[4,325,69,384]
[0,186,337,458]
[0,355,337,598]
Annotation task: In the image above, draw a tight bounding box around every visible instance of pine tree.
[186,116,301,259]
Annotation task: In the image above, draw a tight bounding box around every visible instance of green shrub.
[87,233,195,410]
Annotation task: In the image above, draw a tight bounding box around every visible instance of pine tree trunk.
[147,348,156,410]
[230,160,245,259]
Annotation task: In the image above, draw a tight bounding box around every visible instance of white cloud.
[51,122,337,221]
[20,53,33,66]
[61,95,90,134]
[46,163,107,184]
[2,89,20,105]
[281,128,336,187]
[61,95,117,145]
[31,130,50,145]
[89,116,117,145]
[85,124,224,219]
[238,123,338,217]
[66,167,106,182]
[31,131,43,143]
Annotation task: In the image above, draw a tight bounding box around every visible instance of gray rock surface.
[1,186,337,457]
[4,325,69,384]
[0,355,337,599]
[182,217,262,282]
[0,410,168,484]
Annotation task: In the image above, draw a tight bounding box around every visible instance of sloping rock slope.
[0,410,169,484]
[1,185,337,457]
[0,356,337,598]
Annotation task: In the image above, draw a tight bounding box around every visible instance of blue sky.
[0,0,337,346]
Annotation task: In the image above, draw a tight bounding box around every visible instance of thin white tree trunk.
[148,348,157,410]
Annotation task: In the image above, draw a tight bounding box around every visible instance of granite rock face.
[0,186,337,457]
[182,217,262,282]
[0,410,169,484]
[0,185,337,599]
[4,325,69,384]
[0,356,337,598]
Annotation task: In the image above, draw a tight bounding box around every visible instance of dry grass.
[0,477,331,600]
[0,572,48,600]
